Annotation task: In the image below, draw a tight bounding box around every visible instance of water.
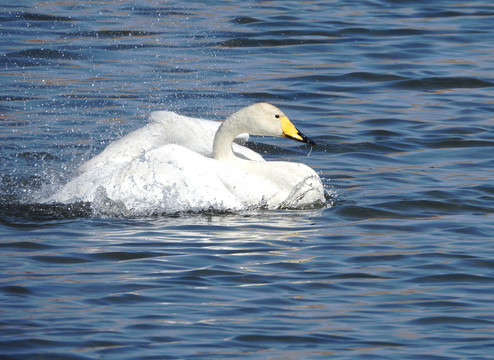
[1,0,494,359]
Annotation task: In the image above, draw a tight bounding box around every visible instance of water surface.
[1,1,494,359]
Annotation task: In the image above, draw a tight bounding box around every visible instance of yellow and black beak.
[280,116,316,146]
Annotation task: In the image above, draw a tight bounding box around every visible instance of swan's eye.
[275,114,280,119]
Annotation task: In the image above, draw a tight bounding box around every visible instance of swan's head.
[228,103,316,146]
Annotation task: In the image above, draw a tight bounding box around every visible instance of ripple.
[31,254,91,264]
[71,30,161,39]
[391,77,494,90]
[129,6,191,17]
[1,285,34,296]
[412,273,494,284]
[0,202,93,223]
[337,27,429,37]
[335,205,406,220]
[10,12,74,22]
[231,333,354,346]
[89,251,167,262]
[17,152,58,161]
[0,241,55,251]
[6,48,86,60]
[410,316,494,326]
[231,16,261,24]
[215,37,330,48]
[414,300,471,308]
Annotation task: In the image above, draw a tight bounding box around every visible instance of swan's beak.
[280,116,316,146]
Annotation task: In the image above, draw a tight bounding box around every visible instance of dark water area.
[1,1,494,359]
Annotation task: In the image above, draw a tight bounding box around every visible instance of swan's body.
[47,103,325,214]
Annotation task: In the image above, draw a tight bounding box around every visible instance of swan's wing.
[48,144,244,212]
[105,144,244,213]
[77,111,263,175]
[76,120,167,175]
[149,111,219,156]
[218,160,325,209]
[150,111,249,145]
[46,162,122,203]
[150,111,263,161]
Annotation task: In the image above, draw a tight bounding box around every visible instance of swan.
[46,103,325,214]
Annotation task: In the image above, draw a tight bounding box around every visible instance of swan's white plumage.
[77,110,262,175]
[47,103,325,214]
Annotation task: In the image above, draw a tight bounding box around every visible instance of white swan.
[47,103,325,214]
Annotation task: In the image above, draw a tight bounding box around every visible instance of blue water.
[2,1,494,359]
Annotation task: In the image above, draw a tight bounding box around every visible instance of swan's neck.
[213,120,239,160]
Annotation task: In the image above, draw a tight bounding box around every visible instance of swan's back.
[77,111,260,175]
